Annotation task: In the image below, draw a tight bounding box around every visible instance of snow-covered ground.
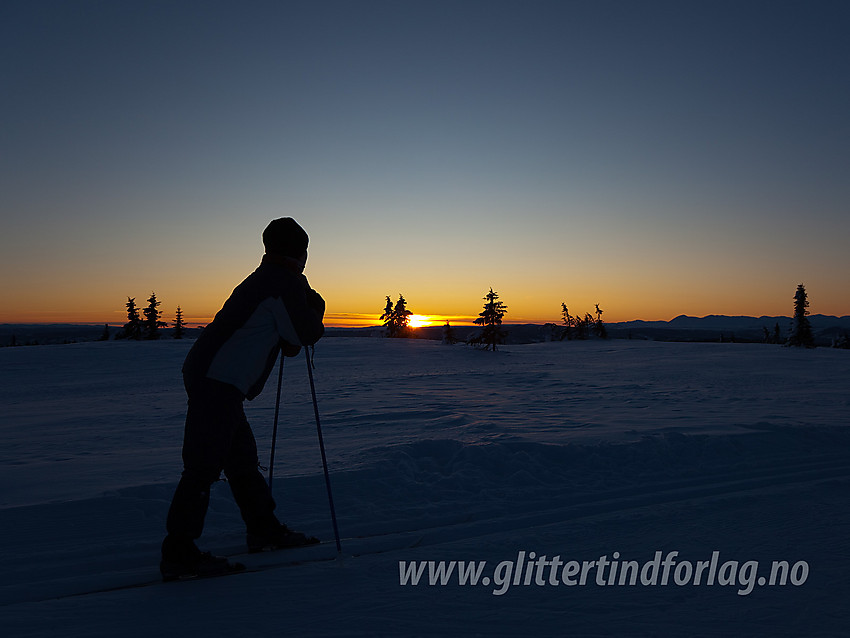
[1,337,848,637]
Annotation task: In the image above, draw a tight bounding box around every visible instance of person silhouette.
[160,217,325,581]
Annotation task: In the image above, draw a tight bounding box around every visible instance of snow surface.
[1,337,848,637]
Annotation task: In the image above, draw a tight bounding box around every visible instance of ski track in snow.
[0,338,848,637]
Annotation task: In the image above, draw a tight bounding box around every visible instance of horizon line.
[4,311,848,331]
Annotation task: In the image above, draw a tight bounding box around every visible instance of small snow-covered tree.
[380,294,412,338]
[560,303,574,341]
[786,283,814,348]
[173,306,185,339]
[573,313,593,340]
[442,321,458,345]
[143,292,168,340]
[118,297,142,340]
[559,302,607,340]
[98,324,110,341]
[471,288,508,351]
[380,296,394,334]
[394,295,412,337]
[593,303,607,339]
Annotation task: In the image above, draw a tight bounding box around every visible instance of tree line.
[8,283,838,349]
[381,288,607,352]
[104,292,186,341]
[379,283,848,350]
[545,303,607,341]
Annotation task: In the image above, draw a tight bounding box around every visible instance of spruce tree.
[143,292,168,340]
[98,324,110,341]
[471,288,508,351]
[380,294,412,338]
[120,297,142,340]
[593,303,607,339]
[173,306,185,339]
[393,295,412,337]
[786,283,814,348]
[380,296,395,336]
[560,303,574,341]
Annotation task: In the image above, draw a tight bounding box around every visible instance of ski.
[44,529,425,601]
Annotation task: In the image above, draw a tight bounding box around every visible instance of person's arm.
[305,284,325,319]
[281,276,325,349]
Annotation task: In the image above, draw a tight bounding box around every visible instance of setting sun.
[408,315,431,328]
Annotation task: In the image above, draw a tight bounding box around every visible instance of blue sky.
[2,0,848,325]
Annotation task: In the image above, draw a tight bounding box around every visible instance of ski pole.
[268,352,285,495]
[306,347,342,556]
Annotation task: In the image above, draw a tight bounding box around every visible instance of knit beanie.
[263,218,309,257]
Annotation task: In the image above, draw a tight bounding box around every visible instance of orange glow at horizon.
[408,314,430,328]
[321,313,480,329]
[3,284,847,330]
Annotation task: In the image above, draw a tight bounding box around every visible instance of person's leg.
[163,379,243,562]
[223,407,318,550]
[223,406,279,534]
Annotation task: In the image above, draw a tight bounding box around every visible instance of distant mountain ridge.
[324,313,850,347]
[613,314,850,331]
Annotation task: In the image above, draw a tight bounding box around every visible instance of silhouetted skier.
[160,218,325,581]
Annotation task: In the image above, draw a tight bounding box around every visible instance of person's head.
[263,218,309,263]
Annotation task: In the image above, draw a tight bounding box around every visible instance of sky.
[2,0,848,327]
